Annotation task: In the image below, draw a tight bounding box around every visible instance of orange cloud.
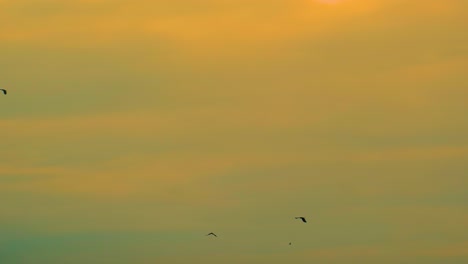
[0,0,386,52]
[395,57,468,83]
[350,146,468,162]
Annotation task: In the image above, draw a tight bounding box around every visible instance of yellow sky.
[1,0,467,263]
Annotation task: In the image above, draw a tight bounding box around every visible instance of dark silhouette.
[206,232,217,237]
[289,242,292,245]
[295,217,307,223]
[0,89,6,95]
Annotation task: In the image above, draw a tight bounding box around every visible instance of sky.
[0,0,467,263]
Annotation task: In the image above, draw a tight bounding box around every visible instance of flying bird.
[289,242,292,245]
[206,232,217,237]
[0,89,6,95]
[295,217,307,223]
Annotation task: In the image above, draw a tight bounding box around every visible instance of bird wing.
[295,217,306,222]
[1,89,6,94]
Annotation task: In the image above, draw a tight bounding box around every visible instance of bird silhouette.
[0,89,6,95]
[206,232,217,237]
[295,217,307,223]
[289,242,292,245]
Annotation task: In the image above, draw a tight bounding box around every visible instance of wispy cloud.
[1,0,467,263]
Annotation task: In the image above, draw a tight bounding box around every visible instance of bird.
[289,242,292,245]
[206,232,217,237]
[295,217,307,223]
[0,89,6,95]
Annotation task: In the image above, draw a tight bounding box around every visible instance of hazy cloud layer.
[1,0,467,263]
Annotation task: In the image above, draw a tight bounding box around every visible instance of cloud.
[350,145,468,162]
[0,0,386,53]
[393,57,468,83]
[315,0,346,4]
[299,245,383,258]
[1,1,467,262]
[415,242,468,257]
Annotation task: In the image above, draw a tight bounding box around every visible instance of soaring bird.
[295,217,307,223]
[206,232,217,237]
[0,89,6,95]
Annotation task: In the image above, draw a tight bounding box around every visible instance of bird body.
[295,217,307,223]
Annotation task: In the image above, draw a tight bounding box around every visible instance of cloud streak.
[1,0,467,263]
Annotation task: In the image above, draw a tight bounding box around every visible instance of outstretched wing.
[295,216,307,222]
[1,89,6,95]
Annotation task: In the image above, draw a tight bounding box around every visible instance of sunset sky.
[1,0,467,263]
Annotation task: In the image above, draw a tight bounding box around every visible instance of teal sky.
[1,0,467,263]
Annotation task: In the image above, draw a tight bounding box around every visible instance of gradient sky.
[1,0,467,263]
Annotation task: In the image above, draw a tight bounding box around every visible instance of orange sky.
[1,0,467,263]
